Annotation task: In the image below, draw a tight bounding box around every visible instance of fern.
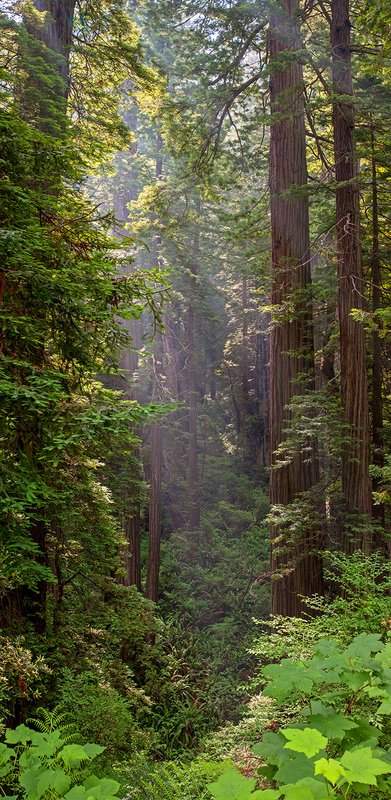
[27,706,79,742]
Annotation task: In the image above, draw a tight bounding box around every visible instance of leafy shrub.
[206,632,391,799]
[0,637,49,732]
[129,758,230,800]
[0,723,121,800]
[250,552,391,667]
[56,670,152,762]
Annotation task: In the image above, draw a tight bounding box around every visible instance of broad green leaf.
[275,752,318,784]
[311,639,341,658]
[346,634,383,659]
[306,702,328,717]
[307,710,357,741]
[342,720,380,748]
[59,744,91,766]
[282,778,328,799]
[30,730,63,749]
[282,728,328,758]
[83,778,121,800]
[252,791,280,799]
[64,787,87,800]
[340,747,391,785]
[37,768,71,797]
[314,758,346,785]
[345,670,370,691]
[281,787,315,800]
[207,769,257,800]
[253,733,285,764]
[374,642,391,668]
[20,765,46,800]
[0,743,16,764]
[262,661,314,702]
[5,724,33,745]
[83,776,101,789]
[377,698,391,715]
[83,743,105,759]
[257,764,277,781]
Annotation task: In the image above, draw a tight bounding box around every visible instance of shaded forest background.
[0,0,390,798]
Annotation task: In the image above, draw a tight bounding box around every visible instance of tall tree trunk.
[269,0,323,616]
[187,283,201,531]
[146,330,163,602]
[370,125,385,536]
[331,0,371,549]
[32,0,76,87]
[187,214,201,531]
[146,136,164,598]
[121,322,142,591]
[241,278,250,432]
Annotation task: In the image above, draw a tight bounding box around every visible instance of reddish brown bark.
[33,0,75,86]
[146,417,162,602]
[269,0,323,615]
[370,126,385,537]
[331,0,371,547]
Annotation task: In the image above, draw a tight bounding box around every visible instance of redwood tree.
[331,0,371,548]
[269,0,323,615]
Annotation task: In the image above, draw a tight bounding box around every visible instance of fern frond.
[27,706,79,742]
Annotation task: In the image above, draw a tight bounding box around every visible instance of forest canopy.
[0,1,390,799]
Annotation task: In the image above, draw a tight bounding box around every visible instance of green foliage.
[250,553,391,668]
[206,632,391,800]
[127,758,229,800]
[0,637,49,732]
[56,670,151,761]
[0,723,120,800]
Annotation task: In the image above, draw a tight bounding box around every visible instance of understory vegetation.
[0,1,390,799]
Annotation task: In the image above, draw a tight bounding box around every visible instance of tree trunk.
[370,125,385,537]
[331,0,371,549]
[33,0,75,87]
[241,278,250,432]
[269,0,323,616]
[187,204,201,532]
[146,412,162,602]
[145,137,164,598]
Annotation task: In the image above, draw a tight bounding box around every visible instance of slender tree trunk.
[187,278,201,531]
[255,312,270,469]
[331,0,371,549]
[187,217,201,531]
[269,0,323,616]
[370,125,385,536]
[146,330,163,602]
[145,137,164,598]
[241,278,250,431]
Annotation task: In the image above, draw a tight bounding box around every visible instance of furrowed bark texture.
[331,0,371,545]
[33,0,76,87]
[370,127,385,535]
[269,0,323,615]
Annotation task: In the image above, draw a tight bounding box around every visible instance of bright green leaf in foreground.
[340,747,391,785]
[207,769,257,800]
[314,757,347,785]
[282,728,328,759]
